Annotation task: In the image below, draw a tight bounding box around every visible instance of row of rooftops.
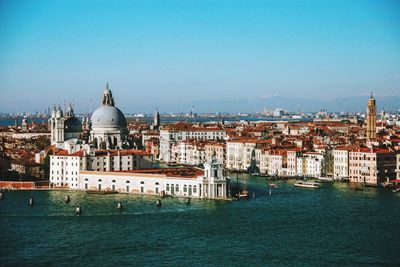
[115,167,205,178]
[53,149,152,157]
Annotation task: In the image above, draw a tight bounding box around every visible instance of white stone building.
[333,147,351,181]
[226,138,257,171]
[177,140,206,166]
[287,149,302,177]
[159,123,225,163]
[349,148,397,186]
[301,152,324,178]
[79,156,229,199]
[50,149,153,188]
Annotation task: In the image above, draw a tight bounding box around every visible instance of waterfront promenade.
[1,174,399,266]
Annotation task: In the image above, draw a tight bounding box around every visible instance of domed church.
[89,83,129,149]
[49,104,83,147]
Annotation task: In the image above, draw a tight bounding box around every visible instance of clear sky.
[0,0,399,113]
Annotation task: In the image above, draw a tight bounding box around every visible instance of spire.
[66,102,74,117]
[370,92,374,99]
[102,82,115,106]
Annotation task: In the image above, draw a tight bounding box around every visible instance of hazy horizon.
[1,0,399,113]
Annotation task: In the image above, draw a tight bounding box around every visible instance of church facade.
[49,104,83,148]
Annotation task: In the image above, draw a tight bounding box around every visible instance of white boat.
[316,177,333,182]
[238,190,249,199]
[294,181,320,189]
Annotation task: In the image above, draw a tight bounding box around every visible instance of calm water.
[1,175,399,266]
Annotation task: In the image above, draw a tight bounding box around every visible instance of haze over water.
[1,175,399,266]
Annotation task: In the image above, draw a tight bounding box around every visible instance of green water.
[1,175,399,266]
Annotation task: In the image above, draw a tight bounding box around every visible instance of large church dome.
[90,84,127,129]
[91,105,127,128]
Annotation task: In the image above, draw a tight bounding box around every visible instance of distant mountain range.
[140,95,400,114]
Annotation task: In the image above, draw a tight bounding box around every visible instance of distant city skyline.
[1,0,399,113]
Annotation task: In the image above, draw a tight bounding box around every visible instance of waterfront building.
[259,149,270,174]
[78,155,229,199]
[226,138,257,171]
[50,149,153,188]
[296,156,306,177]
[366,93,377,141]
[159,123,225,163]
[287,149,303,177]
[267,149,287,176]
[349,147,396,186]
[301,152,324,178]
[333,147,351,181]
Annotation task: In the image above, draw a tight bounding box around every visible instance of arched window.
[98,179,102,182]
[112,180,116,183]
[126,180,130,183]
[155,182,159,185]
[85,178,88,181]
[140,181,144,184]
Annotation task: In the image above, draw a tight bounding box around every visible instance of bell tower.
[366,93,377,141]
[49,105,65,146]
[153,108,160,129]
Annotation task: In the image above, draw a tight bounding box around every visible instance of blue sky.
[0,0,399,113]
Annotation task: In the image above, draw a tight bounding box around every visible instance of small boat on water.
[316,177,333,182]
[238,190,249,199]
[294,181,320,189]
[86,190,118,195]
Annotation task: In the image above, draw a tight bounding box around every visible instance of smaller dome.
[64,117,83,133]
